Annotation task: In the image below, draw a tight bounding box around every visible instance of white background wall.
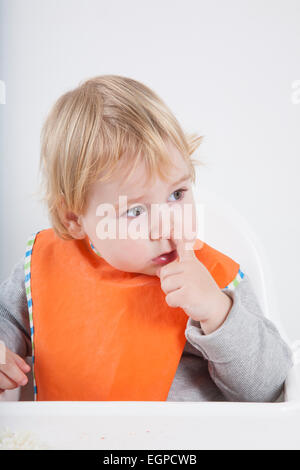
[0,0,299,342]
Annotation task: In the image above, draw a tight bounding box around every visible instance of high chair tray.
[0,401,300,450]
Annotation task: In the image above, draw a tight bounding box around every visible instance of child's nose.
[149,205,181,241]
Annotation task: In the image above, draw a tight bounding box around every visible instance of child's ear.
[63,211,86,239]
[58,196,86,239]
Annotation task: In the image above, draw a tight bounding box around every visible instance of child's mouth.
[151,249,178,266]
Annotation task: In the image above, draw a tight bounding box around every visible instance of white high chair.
[1,186,300,403]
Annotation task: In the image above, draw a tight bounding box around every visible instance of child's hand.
[0,345,31,393]
[156,230,233,335]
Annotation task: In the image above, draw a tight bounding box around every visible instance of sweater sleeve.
[0,257,31,358]
[184,271,294,402]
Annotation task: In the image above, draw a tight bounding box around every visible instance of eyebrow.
[114,173,191,209]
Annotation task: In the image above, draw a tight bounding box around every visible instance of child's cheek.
[124,240,148,264]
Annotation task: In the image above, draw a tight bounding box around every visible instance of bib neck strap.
[88,237,102,257]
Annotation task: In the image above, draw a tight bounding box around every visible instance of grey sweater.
[0,256,294,402]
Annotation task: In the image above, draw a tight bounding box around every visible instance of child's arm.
[0,258,32,391]
[184,272,294,402]
[0,257,32,359]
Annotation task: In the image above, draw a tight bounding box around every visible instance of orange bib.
[24,228,239,401]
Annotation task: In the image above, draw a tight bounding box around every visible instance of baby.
[0,75,294,402]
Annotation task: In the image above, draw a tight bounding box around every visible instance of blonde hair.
[37,74,204,240]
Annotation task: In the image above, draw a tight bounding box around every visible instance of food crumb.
[0,427,49,450]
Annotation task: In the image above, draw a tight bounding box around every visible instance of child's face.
[79,141,197,276]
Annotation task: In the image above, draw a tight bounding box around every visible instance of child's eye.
[169,188,188,202]
[125,188,188,218]
[126,205,146,218]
